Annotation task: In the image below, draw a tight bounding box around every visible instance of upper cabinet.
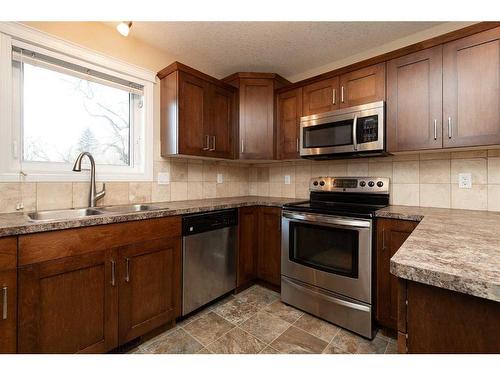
[387,46,443,152]
[158,62,237,159]
[443,27,500,148]
[302,77,339,116]
[339,62,386,108]
[223,73,290,160]
[277,87,303,159]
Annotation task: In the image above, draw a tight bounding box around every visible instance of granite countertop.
[377,206,500,302]
[0,196,299,238]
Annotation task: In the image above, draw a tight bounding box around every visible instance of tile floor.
[130,285,398,354]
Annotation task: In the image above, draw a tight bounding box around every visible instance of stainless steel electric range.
[281,176,389,339]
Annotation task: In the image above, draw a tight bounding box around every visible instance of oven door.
[281,210,372,303]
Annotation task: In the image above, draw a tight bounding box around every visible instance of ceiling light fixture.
[117,21,132,37]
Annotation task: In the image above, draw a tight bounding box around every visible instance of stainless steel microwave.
[300,101,385,159]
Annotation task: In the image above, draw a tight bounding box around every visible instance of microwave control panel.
[357,115,379,143]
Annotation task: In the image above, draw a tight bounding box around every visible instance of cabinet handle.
[341,86,345,103]
[125,258,131,282]
[448,117,452,139]
[210,135,216,151]
[241,138,245,153]
[296,138,299,152]
[202,135,210,151]
[382,228,386,250]
[332,88,336,105]
[433,119,437,140]
[111,260,116,286]
[2,286,7,320]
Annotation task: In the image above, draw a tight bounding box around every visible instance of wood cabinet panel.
[237,207,259,288]
[18,249,118,353]
[339,63,386,108]
[118,237,181,344]
[0,237,17,271]
[0,269,17,353]
[387,46,443,152]
[277,87,302,160]
[443,27,500,148]
[239,78,275,159]
[209,84,235,159]
[257,207,282,287]
[376,218,418,331]
[302,77,339,116]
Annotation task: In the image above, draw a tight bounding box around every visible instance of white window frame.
[0,22,156,182]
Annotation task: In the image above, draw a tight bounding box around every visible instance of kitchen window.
[0,30,154,181]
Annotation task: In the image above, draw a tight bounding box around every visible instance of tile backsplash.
[1,149,500,213]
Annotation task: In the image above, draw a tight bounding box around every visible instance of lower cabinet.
[118,237,181,344]
[238,206,282,289]
[376,218,419,331]
[0,237,18,354]
[17,217,182,354]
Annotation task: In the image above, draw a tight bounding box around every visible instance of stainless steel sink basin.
[97,204,163,213]
[27,208,104,222]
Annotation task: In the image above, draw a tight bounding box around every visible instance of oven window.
[303,119,354,148]
[289,222,359,278]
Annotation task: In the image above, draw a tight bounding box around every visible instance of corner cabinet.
[0,237,17,354]
[223,73,290,160]
[277,87,303,159]
[376,218,418,331]
[158,62,236,159]
[17,217,182,354]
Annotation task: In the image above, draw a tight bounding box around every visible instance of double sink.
[27,204,164,222]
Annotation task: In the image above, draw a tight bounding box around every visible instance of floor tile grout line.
[179,326,210,353]
[206,325,268,354]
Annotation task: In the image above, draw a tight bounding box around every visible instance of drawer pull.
[111,260,116,286]
[2,286,8,320]
[125,258,131,282]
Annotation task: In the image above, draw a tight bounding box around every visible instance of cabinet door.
[376,219,418,331]
[178,71,211,156]
[339,63,386,108]
[209,84,235,159]
[0,269,16,353]
[443,27,500,148]
[239,78,275,159]
[118,236,181,344]
[237,207,259,288]
[302,77,339,116]
[277,87,303,160]
[18,249,118,353]
[257,207,282,287]
[387,46,443,152]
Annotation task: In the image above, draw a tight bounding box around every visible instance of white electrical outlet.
[217,173,224,184]
[157,172,170,185]
[284,175,291,185]
[458,173,472,189]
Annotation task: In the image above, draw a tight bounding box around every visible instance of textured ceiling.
[110,22,444,79]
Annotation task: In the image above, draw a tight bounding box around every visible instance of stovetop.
[283,200,386,219]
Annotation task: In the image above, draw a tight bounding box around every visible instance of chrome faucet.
[72,152,106,207]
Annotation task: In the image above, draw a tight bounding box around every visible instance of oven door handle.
[282,277,371,312]
[283,211,371,229]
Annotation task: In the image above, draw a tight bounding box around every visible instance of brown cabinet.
[237,206,282,289]
[443,26,500,148]
[387,46,443,152]
[223,73,290,160]
[302,77,339,116]
[376,218,418,331]
[339,63,386,108]
[237,207,259,288]
[18,249,118,353]
[17,217,182,353]
[0,237,17,354]
[277,87,303,160]
[257,207,282,287]
[118,237,181,344]
[158,62,236,159]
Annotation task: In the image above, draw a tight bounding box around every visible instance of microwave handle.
[352,114,358,151]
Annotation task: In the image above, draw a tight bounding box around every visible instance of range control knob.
[313,181,319,186]
[319,181,325,186]
[368,181,375,187]
[377,181,384,187]
[359,181,366,187]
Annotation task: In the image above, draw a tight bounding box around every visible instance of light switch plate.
[458,173,472,189]
[157,172,170,185]
[284,175,291,185]
[217,173,224,184]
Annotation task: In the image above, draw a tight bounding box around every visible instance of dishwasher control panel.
[182,208,238,236]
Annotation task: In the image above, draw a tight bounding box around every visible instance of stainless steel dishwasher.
[182,209,237,316]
